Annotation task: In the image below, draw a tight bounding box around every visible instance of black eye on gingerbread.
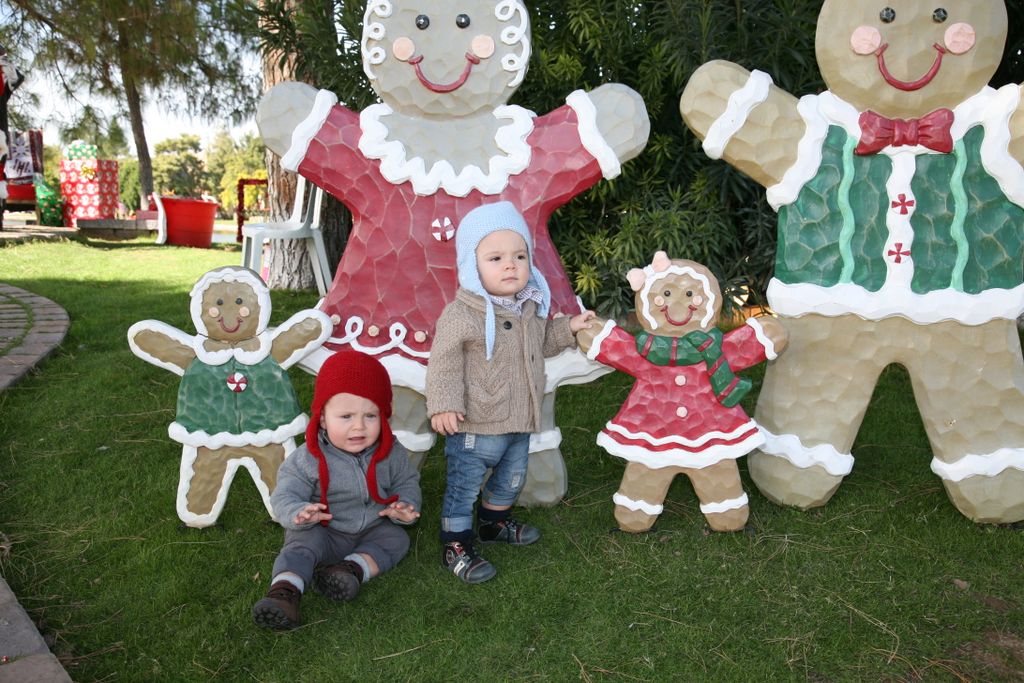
[235,297,243,305]
[686,290,693,297]
[663,290,672,297]
[879,7,896,23]
[415,14,430,30]
[216,298,224,306]
[932,8,948,22]
[456,13,471,28]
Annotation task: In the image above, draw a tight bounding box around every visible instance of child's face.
[476,230,530,298]
[320,392,381,454]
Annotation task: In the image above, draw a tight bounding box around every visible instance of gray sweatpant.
[271,521,410,586]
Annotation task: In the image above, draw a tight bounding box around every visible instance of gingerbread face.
[629,254,723,338]
[817,0,1007,118]
[362,0,530,117]
[199,281,262,343]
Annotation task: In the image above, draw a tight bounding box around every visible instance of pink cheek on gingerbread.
[239,306,251,318]
[392,37,415,62]
[850,25,882,56]
[943,23,975,55]
[208,306,220,318]
[471,35,495,60]
[653,295,666,307]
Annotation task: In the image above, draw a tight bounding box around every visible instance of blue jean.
[441,432,530,534]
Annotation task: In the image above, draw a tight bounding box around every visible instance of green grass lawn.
[1,235,1023,682]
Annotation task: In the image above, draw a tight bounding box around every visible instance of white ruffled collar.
[358,103,536,197]
[192,331,272,365]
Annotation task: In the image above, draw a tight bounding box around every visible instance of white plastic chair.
[240,176,331,295]
[152,193,168,245]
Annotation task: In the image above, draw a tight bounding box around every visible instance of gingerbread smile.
[661,304,697,327]
[218,317,243,333]
[410,53,480,93]
[876,43,947,91]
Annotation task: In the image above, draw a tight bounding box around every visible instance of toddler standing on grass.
[252,351,421,630]
[426,201,594,584]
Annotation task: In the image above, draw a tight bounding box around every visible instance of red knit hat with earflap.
[307,351,398,524]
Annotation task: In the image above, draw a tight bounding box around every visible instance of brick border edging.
[0,284,70,391]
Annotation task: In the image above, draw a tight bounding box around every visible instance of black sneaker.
[252,581,302,630]
[313,562,361,603]
[442,541,496,584]
[478,517,540,546]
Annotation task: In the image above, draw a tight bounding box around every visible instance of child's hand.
[570,310,597,333]
[431,411,464,435]
[293,503,333,525]
[379,501,421,523]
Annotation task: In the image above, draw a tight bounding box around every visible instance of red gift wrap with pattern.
[59,159,119,226]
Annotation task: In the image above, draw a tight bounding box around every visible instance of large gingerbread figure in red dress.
[577,252,788,532]
[256,0,649,504]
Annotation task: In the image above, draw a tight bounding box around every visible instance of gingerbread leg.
[752,315,889,508]
[241,440,291,520]
[177,445,238,527]
[685,459,749,532]
[903,319,1024,523]
[613,462,679,532]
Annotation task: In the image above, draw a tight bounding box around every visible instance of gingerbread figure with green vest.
[128,266,332,528]
[576,252,788,533]
[680,0,1024,523]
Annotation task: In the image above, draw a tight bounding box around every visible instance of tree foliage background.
[256,0,1024,315]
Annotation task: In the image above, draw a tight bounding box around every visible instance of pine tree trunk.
[118,26,152,209]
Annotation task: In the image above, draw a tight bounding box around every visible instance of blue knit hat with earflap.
[455,201,551,361]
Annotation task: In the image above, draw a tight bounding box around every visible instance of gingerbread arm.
[583,83,651,170]
[127,321,197,376]
[680,60,804,188]
[270,309,333,369]
[1009,84,1024,166]
[256,81,321,158]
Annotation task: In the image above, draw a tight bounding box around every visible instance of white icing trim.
[586,319,617,361]
[281,90,339,172]
[768,95,836,210]
[882,153,918,289]
[744,317,776,360]
[758,426,853,476]
[360,1,393,82]
[597,428,763,469]
[638,265,716,330]
[169,413,308,449]
[606,420,761,449]
[612,492,663,515]
[175,442,289,527]
[127,320,195,377]
[358,103,535,197]
[189,267,272,337]
[327,316,430,359]
[700,493,749,514]
[766,279,1024,324]
[495,0,531,88]
[192,332,272,366]
[702,69,773,160]
[394,429,435,453]
[529,428,562,453]
[544,346,613,392]
[930,447,1024,482]
[272,309,333,370]
[566,90,621,179]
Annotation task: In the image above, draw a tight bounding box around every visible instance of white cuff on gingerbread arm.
[566,90,622,180]
[585,319,618,361]
[281,89,340,172]
[702,69,773,160]
[744,317,778,360]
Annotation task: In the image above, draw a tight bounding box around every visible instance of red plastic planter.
[162,197,217,248]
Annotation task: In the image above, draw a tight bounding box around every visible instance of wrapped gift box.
[60,159,119,225]
[63,139,100,160]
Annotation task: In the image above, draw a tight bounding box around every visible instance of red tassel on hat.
[306,351,399,525]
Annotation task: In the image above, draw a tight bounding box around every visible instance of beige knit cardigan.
[425,288,576,435]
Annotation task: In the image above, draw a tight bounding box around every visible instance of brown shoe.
[313,562,361,602]
[252,580,302,630]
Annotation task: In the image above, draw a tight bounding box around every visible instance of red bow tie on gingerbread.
[855,108,955,155]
